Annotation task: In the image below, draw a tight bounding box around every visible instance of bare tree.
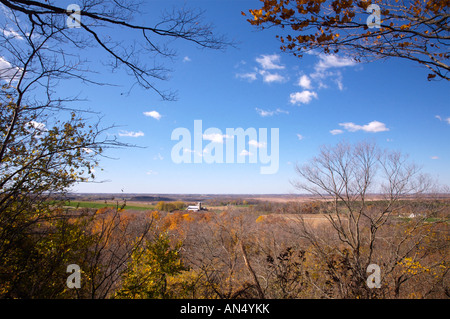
[182,209,263,299]
[292,141,447,298]
[0,0,231,99]
[81,209,155,299]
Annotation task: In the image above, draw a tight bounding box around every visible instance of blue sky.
[3,0,448,194]
[74,0,449,194]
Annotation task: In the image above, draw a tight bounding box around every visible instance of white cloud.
[255,108,273,117]
[330,129,344,135]
[255,107,289,117]
[26,120,47,138]
[275,108,289,115]
[183,56,191,63]
[306,54,356,91]
[236,54,287,84]
[249,139,266,148]
[296,134,304,140]
[334,75,344,91]
[203,133,231,144]
[431,156,439,160]
[118,130,145,137]
[259,70,286,83]
[0,56,22,82]
[146,170,158,175]
[339,121,389,133]
[236,72,257,82]
[153,153,164,160]
[255,54,285,70]
[289,90,318,105]
[435,115,450,124]
[27,120,46,132]
[298,75,312,89]
[119,130,144,137]
[3,28,24,40]
[143,110,161,120]
[315,54,356,71]
[240,149,252,156]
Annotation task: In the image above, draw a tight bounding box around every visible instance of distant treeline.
[155,201,186,212]
[244,199,450,216]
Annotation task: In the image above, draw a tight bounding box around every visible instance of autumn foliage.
[0,195,448,298]
[244,0,450,80]
[155,201,186,212]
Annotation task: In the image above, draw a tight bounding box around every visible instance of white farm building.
[187,202,203,212]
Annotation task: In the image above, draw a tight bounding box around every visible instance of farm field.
[60,200,156,211]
